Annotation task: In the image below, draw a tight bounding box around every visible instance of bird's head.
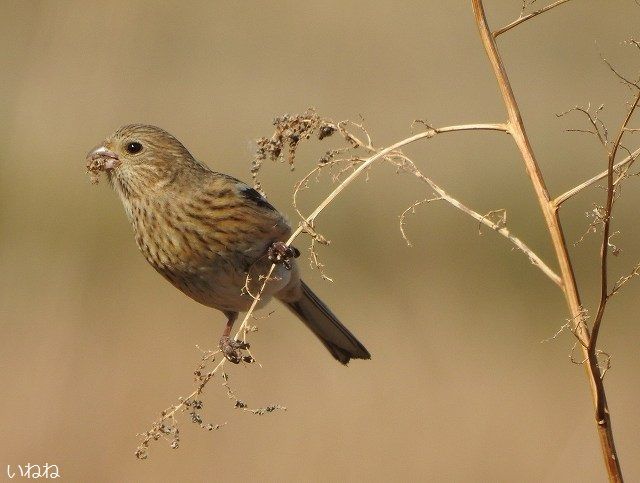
[86,124,207,197]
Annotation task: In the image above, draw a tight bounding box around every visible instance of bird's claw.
[219,336,251,364]
[268,241,300,270]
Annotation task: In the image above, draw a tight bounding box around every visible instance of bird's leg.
[268,241,300,270]
[219,311,250,364]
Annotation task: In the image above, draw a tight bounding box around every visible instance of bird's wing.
[192,172,292,249]
[237,184,278,213]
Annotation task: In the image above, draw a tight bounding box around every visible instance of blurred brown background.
[1,1,639,481]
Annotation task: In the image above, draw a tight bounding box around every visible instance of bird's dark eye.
[126,141,143,154]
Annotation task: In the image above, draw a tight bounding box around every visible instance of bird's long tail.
[283,280,370,364]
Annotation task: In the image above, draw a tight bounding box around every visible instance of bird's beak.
[86,145,121,170]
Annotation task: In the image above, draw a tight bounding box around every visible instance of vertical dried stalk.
[471,1,623,480]
[590,92,640,349]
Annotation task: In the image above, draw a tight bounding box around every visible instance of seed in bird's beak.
[86,145,121,184]
[87,146,121,170]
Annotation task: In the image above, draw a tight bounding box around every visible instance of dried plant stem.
[234,123,517,338]
[233,129,444,339]
[554,146,640,206]
[232,133,428,338]
[493,0,572,37]
[156,358,226,429]
[472,1,622,479]
[411,170,562,286]
[333,122,562,285]
[590,92,640,350]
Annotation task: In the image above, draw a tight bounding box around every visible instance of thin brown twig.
[541,307,590,347]
[610,260,640,297]
[399,197,442,247]
[408,170,562,286]
[589,91,640,353]
[601,56,640,90]
[397,184,562,285]
[554,147,640,206]
[557,103,609,148]
[493,0,572,37]
[477,209,507,235]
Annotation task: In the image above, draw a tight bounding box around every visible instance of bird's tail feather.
[284,280,370,364]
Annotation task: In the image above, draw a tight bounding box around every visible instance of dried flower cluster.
[252,109,336,194]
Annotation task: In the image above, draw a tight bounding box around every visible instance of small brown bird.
[86,124,370,364]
